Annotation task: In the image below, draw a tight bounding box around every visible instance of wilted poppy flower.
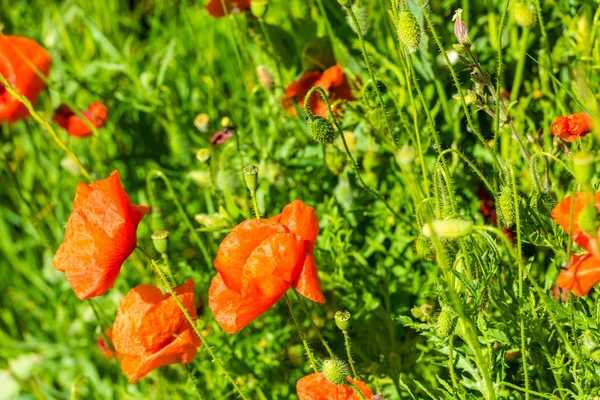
[53,101,108,137]
[0,35,52,123]
[209,200,325,333]
[296,373,373,400]
[206,0,251,17]
[551,113,593,142]
[552,192,600,295]
[282,65,355,117]
[53,171,149,300]
[97,328,116,359]
[112,279,201,382]
[210,127,234,145]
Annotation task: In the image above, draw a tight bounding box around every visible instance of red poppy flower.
[112,279,201,382]
[209,200,324,333]
[206,0,251,17]
[296,373,373,400]
[210,127,234,145]
[53,101,108,137]
[0,35,51,123]
[97,328,116,359]
[282,65,355,117]
[551,113,593,142]
[52,171,149,300]
[552,192,600,296]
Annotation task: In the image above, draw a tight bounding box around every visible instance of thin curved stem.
[347,381,367,400]
[530,152,575,192]
[343,330,358,379]
[136,245,250,400]
[292,289,335,359]
[250,190,261,219]
[494,0,511,159]
[437,149,495,196]
[283,293,318,373]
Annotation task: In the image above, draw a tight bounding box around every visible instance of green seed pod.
[414,234,436,261]
[251,0,269,18]
[322,359,350,385]
[572,151,595,185]
[325,146,347,175]
[397,11,421,54]
[436,309,457,338]
[422,219,473,239]
[151,230,170,255]
[578,203,600,235]
[498,187,516,229]
[243,165,259,193]
[513,2,536,28]
[196,148,211,162]
[334,310,351,331]
[307,115,336,144]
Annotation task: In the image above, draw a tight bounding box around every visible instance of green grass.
[1,0,600,399]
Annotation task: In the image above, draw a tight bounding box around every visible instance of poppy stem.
[283,293,319,373]
[136,245,251,400]
[292,289,335,359]
[250,191,261,219]
[0,73,94,183]
[342,330,358,379]
[346,381,367,400]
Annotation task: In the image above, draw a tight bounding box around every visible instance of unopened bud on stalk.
[322,359,349,385]
[251,0,269,18]
[151,230,170,254]
[194,113,209,132]
[334,310,351,331]
[498,187,516,229]
[513,2,536,28]
[243,165,259,193]
[436,308,457,338]
[414,234,436,260]
[572,151,595,185]
[422,219,473,239]
[307,114,336,144]
[452,9,470,45]
[256,65,274,91]
[397,11,421,54]
[196,148,211,162]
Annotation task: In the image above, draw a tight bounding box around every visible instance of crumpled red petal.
[296,372,373,400]
[54,101,108,137]
[551,192,600,256]
[557,254,600,297]
[206,0,251,18]
[52,171,149,299]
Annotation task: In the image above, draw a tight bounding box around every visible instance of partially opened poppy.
[53,171,149,300]
[112,279,201,382]
[209,200,325,333]
[0,35,52,123]
[296,373,373,400]
[282,65,355,117]
[551,113,593,142]
[206,0,251,17]
[552,192,600,295]
[53,101,108,137]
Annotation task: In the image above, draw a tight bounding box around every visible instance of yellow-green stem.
[343,330,358,379]
[283,293,318,373]
[292,289,335,359]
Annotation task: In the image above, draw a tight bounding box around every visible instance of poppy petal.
[296,372,373,400]
[551,192,600,255]
[293,253,325,303]
[557,254,600,296]
[278,200,319,243]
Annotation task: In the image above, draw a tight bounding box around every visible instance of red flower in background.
[52,171,148,300]
[206,0,251,17]
[97,328,116,359]
[282,65,355,117]
[112,279,201,382]
[552,192,600,296]
[0,35,51,123]
[551,113,593,142]
[54,101,108,137]
[296,373,373,400]
[209,200,325,333]
[477,186,515,242]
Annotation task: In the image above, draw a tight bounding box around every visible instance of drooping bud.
[256,65,275,91]
[513,2,536,28]
[251,0,269,18]
[151,230,170,254]
[436,308,457,338]
[452,9,470,45]
[414,234,436,261]
[334,310,351,331]
[194,113,209,132]
[578,203,600,235]
[325,146,347,175]
[395,145,415,168]
[307,115,336,144]
[397,11,421,54]
[243,165,259,193]
[337,0,354,7]
[572,150,595,185]
[422,219,473,239]
[196,148,211,162]
[531,190,556,215]
[322,359,350,385]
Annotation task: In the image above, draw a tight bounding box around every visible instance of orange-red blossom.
[296,373,373,400]
[551,113,593,142]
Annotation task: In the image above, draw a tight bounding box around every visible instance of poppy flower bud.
[337,0,354,7]
[395,145,415,168]
[196,148,211,162]
[243,164,259,193]
[256,65,274,91]
[322,359,349,385]
[397,11,421,54]
[251,0,269,18]
[307,115,336,144]
[194,113,209,132]
[151,230,170,254]
[572,151,595,185]
[498,187,516,229]
[578,203,600,235]
[334,310,351,331]
[531,191,556,217]
[452,9,470,45]
[414,234,436,260]
[411,304,433,321]
[436,308,457,338]
[422,219,473,239]
[513,2,536,28]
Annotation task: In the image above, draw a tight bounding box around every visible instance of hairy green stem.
[292,290,335,359]
[343,329,358,379]
[283,293,318,373]
[347,381,367,400]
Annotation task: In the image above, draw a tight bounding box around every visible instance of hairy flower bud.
[322,359,350,385]
[335,310,351,331]
[452,9,470,45]
[513,2,536,28]
[397,11,421,54]
[436,308,457,338]
[151,230,170,254]
[498,187,516,229]
[414,234,436,261]
[422,219,473,239]
[307,115,336,144]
